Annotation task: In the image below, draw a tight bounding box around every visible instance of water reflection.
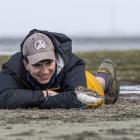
[119,85,140,100]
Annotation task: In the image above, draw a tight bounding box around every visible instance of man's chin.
[37,79,50,84]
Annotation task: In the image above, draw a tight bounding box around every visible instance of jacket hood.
[2,52,26,77]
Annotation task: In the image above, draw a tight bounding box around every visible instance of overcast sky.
[0,0,140,37]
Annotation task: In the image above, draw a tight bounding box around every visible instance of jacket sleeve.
[0,72,46,109]
[39,58,87,109]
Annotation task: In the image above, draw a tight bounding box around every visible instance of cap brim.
[27,51,56,64]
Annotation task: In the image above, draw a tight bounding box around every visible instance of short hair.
[23,56,29,63]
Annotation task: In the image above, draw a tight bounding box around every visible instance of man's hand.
[42,90,58,97]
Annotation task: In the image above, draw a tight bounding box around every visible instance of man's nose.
[41,65,50,74]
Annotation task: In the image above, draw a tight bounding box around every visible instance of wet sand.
[0,96,139,140]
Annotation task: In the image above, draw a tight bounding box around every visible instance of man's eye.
[33,64,41,67]
[45,60,54,65]
[46,61,52,65]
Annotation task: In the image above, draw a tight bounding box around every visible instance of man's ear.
[23,59,29,71]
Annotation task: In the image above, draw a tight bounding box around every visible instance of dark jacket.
[0,29,87,109]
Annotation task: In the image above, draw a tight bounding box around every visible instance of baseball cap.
[22,32,56,64]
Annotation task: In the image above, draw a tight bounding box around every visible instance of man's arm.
[0,72,46,109]
[0,89,46,109]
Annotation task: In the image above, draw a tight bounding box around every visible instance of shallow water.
[120,85,140,94]
[119,85,140,101]
[0,39,140,55]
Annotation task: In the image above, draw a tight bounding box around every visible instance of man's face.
[23,59,56,84]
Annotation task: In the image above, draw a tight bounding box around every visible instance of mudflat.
[0,97,139,140]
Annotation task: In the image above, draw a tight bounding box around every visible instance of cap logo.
[34,40,46,50]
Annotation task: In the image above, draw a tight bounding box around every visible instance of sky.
[0,0,140,37]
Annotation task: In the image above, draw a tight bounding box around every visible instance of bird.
[74,86,105,109]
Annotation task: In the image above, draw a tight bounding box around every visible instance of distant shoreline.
[0,37,140,55]
[0,42,140,55]
[1,36,140,44]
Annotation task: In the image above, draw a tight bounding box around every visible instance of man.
[0,29,119,109]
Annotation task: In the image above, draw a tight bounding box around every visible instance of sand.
[0,95,139,140]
